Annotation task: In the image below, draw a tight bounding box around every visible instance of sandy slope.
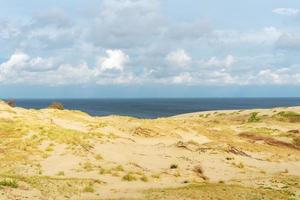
[0,101,299,200]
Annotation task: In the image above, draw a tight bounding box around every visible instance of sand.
[0,101,299,200]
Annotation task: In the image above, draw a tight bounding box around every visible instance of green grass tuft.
[248,112,260,123]
[122,173,137,181]
[0,179,18,188]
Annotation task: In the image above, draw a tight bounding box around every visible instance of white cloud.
[0,51,57,83]
[172,72,192,84]
[204,55,236,68]
[166,49,191,67]
[272,8,299,16]
[0,51,29,74]
[96,49,129,71]
[254,67,300,85]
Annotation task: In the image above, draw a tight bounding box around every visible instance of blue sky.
[0,0,300,98]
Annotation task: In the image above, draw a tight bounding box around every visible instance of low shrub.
[5,99,16,107]
[170,164,178,169]
[248,112,260,123]
[48,102,64,110]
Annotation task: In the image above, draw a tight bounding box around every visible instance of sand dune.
[0,101,299,200]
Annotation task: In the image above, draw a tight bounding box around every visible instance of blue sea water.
[13,98,300,119]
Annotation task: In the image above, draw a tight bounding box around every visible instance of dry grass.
[239,132,300,150]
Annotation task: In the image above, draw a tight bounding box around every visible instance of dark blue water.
[13,98,300,119]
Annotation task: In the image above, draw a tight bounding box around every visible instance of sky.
[0,0,300,98]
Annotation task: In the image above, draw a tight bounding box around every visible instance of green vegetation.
[83,184,94,193]
[140,175,148,182]
[99,167,110,175]
[95,154,103,160]
[248,112,260,123]
[139,184,294,200]
[292,137,300,147]
[0,174,102,198]
[0,179,18,188]
[276,111,300,123]
[99,165,124,176]
[114,165,124,172]
[57,171,65,176]
[122,173,137,181]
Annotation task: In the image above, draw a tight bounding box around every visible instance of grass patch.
[248,112,260,123]
[141,183,294,200]
[114,165,124,172]
[140,175,148,182]
[57,171,65,176]
[83,162,94,171]
[83,183,94,193]
[122,173,137,182]
[275,111,300,123]
[292,137,300,147]
[0,179,18,188]
[95,154,103,160]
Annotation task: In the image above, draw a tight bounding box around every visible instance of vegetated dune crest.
[0,100,299,200]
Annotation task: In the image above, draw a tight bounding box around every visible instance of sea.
[11,98,300,119]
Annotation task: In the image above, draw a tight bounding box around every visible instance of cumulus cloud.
[255,67,300,85]
[166,49,191,67]
[0,51,57,82]
[96,49,129,71]
[272,8,299,16]
[0,52,29,74]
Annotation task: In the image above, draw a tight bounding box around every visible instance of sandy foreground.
[0,101,299,200]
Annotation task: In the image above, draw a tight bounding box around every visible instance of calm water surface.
[14,98,300,119]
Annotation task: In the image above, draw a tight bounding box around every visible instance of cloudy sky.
[1,0,300,98]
